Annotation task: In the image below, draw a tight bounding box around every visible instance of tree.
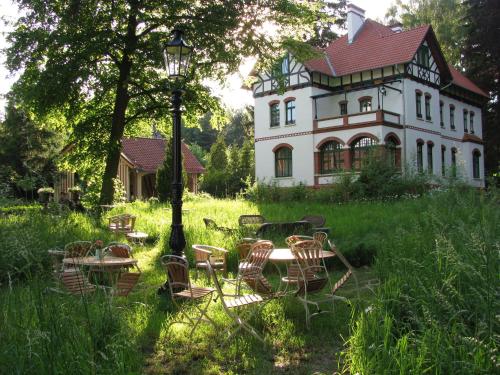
[208,137,228,172]
[306,0,347,48]
[0,100,62,198]
[7,0,322,205]
[224,106,254,146]
[385,0,466,66]
[462,0,500,177]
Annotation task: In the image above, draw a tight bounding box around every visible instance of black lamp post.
[163,29,193,256]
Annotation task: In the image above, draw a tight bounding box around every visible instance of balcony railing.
[315,110,401,130]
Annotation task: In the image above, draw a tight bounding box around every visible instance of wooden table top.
[63,256,138,267]
[126,231,148,239]
[269,248,336,262]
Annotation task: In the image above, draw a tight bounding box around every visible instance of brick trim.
[384,132,401,145]
[284,96,296,103]
[272,143,294,152]
[358,95,372,102]
[347,132,380,146]
[316,136,346,149]
[268,100,280,106]
[416,138,425,145]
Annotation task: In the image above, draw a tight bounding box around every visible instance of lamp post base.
[168,223,186,257]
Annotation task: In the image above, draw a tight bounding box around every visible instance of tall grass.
[345,188,499,374]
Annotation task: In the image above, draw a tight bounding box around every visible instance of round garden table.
[126,231,149,246]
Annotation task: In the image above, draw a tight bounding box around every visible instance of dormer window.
[417,45,430,68]
[359,97,372,112]
[281,55,289,75]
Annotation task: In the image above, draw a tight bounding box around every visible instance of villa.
[252,3,489,188]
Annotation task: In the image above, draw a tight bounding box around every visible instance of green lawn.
[0,189,497,374]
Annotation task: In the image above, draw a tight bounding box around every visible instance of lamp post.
[163,29,193,256]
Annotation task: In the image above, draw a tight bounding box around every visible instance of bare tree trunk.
[99,4,138,205]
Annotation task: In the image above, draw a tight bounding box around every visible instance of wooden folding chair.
[206,261,266,343]
[60,269,97,296]
[327,239,358,297]
[192,244,228,279]
[283,235,315,289]
[160,255,216,338]
[63,241,93,272]
[112,272,141,297]
[291,240,340,329]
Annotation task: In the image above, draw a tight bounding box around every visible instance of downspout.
[402,78,407,174]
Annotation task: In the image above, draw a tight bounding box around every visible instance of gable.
[252,53,311,96]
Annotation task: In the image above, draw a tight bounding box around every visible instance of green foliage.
[112,178,127,204]
[345,188,499,374]
[6,0,321,204]
[463,0,499,177]
[208,136,228,172]
[0,102,63,199]
[386,0,466,66]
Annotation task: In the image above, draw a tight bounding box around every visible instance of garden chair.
[206,261,266,343]
[108,214,136,234]
[160,255,217,338]
[291,240,338,329]
[203,218,237,234]
[107,243,133,258]
[282,235,316,289]
[235,238,259,272]
[327,239,358,297]
[63,241,93,272]
[239,240,279,298]
[60,269,97,296]
[192,244,228,279]
[111,272,141,297]
[238,214,266,226]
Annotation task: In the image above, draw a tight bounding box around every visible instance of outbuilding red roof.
[448,65,489,98]
[121,137,205,174]
[303,19,488,98]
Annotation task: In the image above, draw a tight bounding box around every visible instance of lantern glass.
[163,29,192,79]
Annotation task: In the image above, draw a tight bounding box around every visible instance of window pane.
[285,100,296,124]
[275,147,292,177]
[463,110,468,132]
[450,107,455,129]
[427,144,433,173]
[425,96,431,120]
[416,93,422,118]
[270,104,280,127]
[359,99,371,112]
[473,152,480,179]
[470,113,475,134]
[320,141,344,173]
[351,137,376,170]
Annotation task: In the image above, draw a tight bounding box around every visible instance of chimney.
[347,3,365,44]
[389,21,403,33]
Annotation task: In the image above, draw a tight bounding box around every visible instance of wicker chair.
[63,241,93,272]
[161,255,216,338]
[192,244,228,279]
[112,272,141,297]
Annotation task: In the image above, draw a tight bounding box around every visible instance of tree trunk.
[99,5,138,205]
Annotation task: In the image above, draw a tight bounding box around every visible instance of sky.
[0,0,399,116]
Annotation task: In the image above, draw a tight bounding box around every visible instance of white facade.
[252,14,486,188]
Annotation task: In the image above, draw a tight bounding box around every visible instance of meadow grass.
[0,189,497,374]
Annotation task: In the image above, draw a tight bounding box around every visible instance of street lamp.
[163,29,193,256]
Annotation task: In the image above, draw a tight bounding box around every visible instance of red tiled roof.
[448,65,489,98]
[306,20,431,76]
[121,138,205,174]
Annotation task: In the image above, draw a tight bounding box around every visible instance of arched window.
[427,142,434,173]
[451,148,457,177]
[473,150,481,179]
[463,110,468,133]
[441,145,446,177]
[351,137,376,170]
[269,102,280,127]
[417,140,424,173]
[320,141,344,174]
[385,137,397,167]
[275,147,292,177]
[415,91,422,118]
[285,100,296,124]
[425,94,431,120]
